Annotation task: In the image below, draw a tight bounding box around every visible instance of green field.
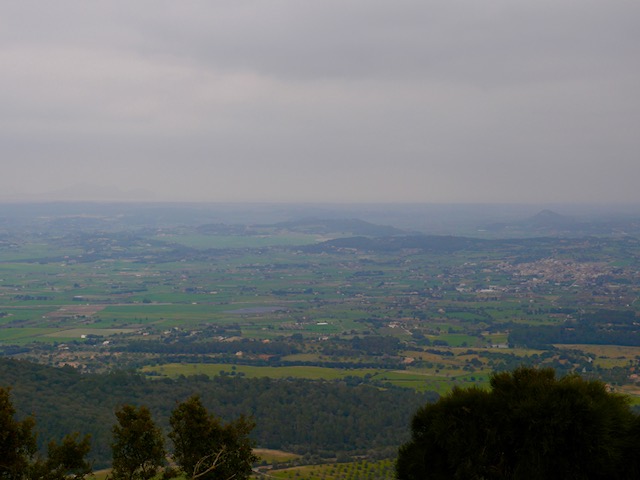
[140,362,489,393]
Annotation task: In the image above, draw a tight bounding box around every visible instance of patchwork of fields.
[1,209,640,398]
[3,204,640,475]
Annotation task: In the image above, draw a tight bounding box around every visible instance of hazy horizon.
[2,1,639,204]
[1,199,639,236]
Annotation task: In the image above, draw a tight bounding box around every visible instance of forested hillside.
[0,358,436,468]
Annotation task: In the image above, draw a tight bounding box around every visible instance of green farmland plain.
[2,206,640,401]
[4,203,640,473]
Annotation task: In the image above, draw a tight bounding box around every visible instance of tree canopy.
[169,395,257,480]
[397,367,640,480]
[0,358,431,467]
[0,387,92,480]
[111,405,165,480]
[0,387,36,479]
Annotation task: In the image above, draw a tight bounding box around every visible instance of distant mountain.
[484,209,583,236]
[524,210,576,228]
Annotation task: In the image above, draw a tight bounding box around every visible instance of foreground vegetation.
[398,367,640,479]
[1,388,256,480]
[0,358,433,468]
[5,365,639,479]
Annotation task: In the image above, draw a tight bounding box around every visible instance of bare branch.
[191,448,233,480]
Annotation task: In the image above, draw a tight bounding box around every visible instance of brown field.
[253,448,301,463]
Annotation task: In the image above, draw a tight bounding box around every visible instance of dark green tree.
[30,432,93,480]
[0,387,36,480]
[397,367,640,480]
[168,395,257,480]
[111,405,165,480]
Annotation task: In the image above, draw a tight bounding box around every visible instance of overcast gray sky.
[1,1,639,204]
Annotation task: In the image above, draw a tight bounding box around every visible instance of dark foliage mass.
[111,405,165,480]
[397,367,640,480]
[0,387,36,479]
[0,358,435,468]
[1,387,93,480]
[1,388,256,480]
[169,395,256,480]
